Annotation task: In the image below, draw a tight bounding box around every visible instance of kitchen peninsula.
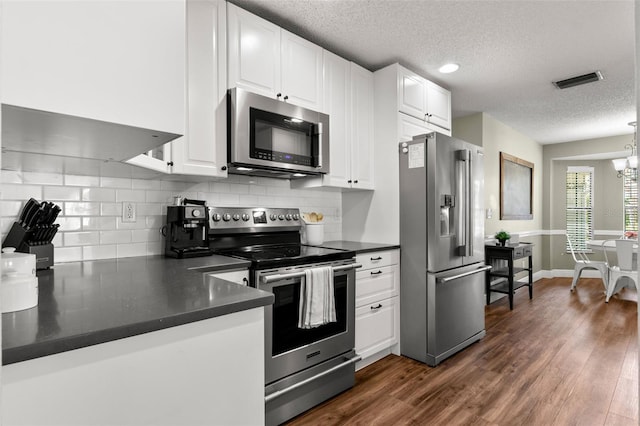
[2,255,272,426]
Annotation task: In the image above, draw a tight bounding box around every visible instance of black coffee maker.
[164,198,213,258]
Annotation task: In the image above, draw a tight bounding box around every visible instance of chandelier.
[612,121,637,178]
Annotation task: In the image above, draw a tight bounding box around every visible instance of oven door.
[257,262,357,385]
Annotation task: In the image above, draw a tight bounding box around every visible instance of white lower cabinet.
[354,249,400,370]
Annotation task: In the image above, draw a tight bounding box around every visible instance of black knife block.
[2,222,55,269]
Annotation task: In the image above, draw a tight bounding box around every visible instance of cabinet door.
[397,66,427,120]
[126,145,172,174]
[350,63,375,190]
[321,50,352,188]
[398,113,432,142]
[425,81,452,132]
[355,297,399,360]
[227,3,280,98]
[172,0,228,177]
[280,30,323,110]
[1,1,185,134]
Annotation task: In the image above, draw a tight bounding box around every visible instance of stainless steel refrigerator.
[399,132,490,366]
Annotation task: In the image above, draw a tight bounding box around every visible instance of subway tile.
[65,202,101,216]
[101,203,121,216]
[52,233,63,247]
[115,189,146,203]
[137,203,163,216]
[1,171,23,184]
[23,172,64,186]
[183,182,210,192]
[100,177,132,189]
[132,229,161,243]
[82,217,117,231]
[146,215,165,229]
[44,186,81,201]
[147,242,163,256]
[211,182,230,193]
[83,245,117,261]
[249,185,267,195]
[57,217,83,232]
[145,190,174,204]
[117,242,147,258]
[65,175,100,187]
[196,193,219,205]
[229,183,249,194]
[239,195,259,206]
[0,201,23,218]
[64,231,100,246]
[1,184,42,201]
[100,230,132,245]
[55,246,83,263]
[132,179,162,190]
[81,188,116,202]
[116,218,148,230]
[160,180,188,191]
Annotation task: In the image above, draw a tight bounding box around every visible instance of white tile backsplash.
[1,172,342,263]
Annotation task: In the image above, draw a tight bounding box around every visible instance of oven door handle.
[265,352,362,403]
[261,263,362,284]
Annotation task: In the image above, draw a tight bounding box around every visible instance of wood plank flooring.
[286,277,638,425]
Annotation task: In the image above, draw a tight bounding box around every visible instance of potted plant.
[495,230,511,246]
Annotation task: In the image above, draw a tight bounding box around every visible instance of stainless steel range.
[208,207,361,425]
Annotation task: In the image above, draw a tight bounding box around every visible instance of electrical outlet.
[122,202,136,223]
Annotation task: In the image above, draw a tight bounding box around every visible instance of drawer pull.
[370,270,383,275]
[370,256,383,261]
[371,304,383,310]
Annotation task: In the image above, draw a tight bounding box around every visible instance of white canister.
[302,222,324,245]
[1,272,38,313]
[1,247,36,276]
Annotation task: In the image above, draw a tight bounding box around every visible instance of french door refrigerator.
[399,133,490,366]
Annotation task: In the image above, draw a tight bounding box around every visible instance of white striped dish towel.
[298,266,336,329]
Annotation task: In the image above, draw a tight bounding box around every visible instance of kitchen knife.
[19,198,40,227]
[23,202,42,230]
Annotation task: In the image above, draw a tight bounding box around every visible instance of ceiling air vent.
[553,71,603,89]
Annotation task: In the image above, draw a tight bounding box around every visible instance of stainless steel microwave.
[227,87,330,179]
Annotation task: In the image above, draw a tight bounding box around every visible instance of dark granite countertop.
[321,240,400,254]
[2,255,272,365]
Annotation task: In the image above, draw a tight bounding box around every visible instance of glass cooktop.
[216,244,355,268]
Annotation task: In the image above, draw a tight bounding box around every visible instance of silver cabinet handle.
[437,265,492,283]
[261,263,362,284]
[265,353,361,403]
[370,256,383,261]
[370,270,383,275]
[370,303,383,310]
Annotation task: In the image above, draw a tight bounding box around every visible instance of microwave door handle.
[316,122,323,168]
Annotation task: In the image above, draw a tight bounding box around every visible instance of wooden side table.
[484,243,534,310]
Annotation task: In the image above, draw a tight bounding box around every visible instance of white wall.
[0,171,342,262]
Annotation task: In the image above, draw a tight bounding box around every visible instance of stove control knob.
[232,214,240,221]
[242,213,251,221]
[191,209,202,218]
[211,213,221,222]
[222,213,231,222]
[285,214,292,221]
[292,213,300,221]
[278,214,285,220]
[270,214,278,221]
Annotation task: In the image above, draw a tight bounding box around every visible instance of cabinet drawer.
[355,297,399,360]
[356,265,399,307]
[356,249,399,270]
[523,245,533,257]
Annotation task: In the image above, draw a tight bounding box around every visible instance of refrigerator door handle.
[456,149,472,256]
[436,265,492,283]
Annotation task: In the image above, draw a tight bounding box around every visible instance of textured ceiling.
[229,0,636,145]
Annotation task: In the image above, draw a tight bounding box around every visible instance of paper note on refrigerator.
[408,143,425,168]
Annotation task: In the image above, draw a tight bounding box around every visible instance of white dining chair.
[567,236,609,291]
[604,239,638,303]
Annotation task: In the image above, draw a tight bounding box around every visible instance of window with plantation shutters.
[566,166,594,251]
[623,168,638,233]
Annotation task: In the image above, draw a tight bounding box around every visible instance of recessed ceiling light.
[438,63,459,74]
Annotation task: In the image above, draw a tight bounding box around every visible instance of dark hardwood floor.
[287,277,638,425]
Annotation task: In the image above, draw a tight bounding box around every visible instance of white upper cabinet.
[396,65,451,134]
[293,54,374,191]
[171,0,228,177]
[398,113,432,142]
[349,63,375,190]
[227,3,323,110]
[1,0,185,135]
[127,0,228,178]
